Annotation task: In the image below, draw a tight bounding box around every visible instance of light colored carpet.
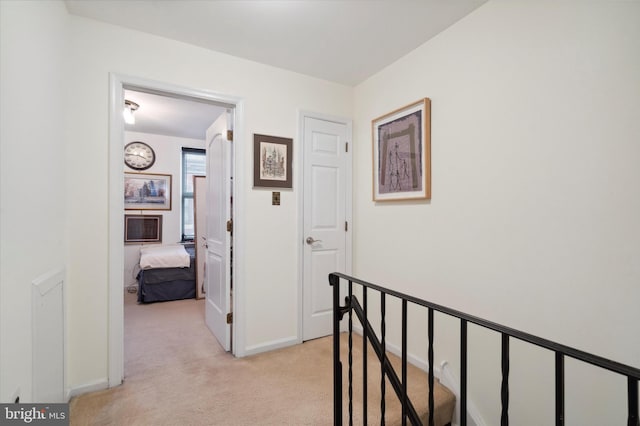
[69,292,454,425]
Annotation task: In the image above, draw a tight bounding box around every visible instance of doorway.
[108,74,246,387]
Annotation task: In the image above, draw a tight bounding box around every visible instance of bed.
[136,243,196,303]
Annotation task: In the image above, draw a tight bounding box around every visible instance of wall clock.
[124,141,155,170]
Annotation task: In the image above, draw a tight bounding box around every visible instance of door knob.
[306,237,322,245]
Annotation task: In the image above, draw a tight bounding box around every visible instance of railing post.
[402,300,408,426]
[428,308,435,426]
[330,273,343,426]
[460,319,468,426]
[362,287,368,425]
[348,281,353,426]
[556,352,564,426]
[350,296,422,424]
[501,333,509,426]
[381,292,386,423]
[629,377,639,426]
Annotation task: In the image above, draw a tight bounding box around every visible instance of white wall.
[353,1,640,425]
[0,1,69,403]
[62,9,352,392]
[123,132,205,287]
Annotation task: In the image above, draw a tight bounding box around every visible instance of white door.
[193,175,206,299]
[205,114,232,351]
[303,115,351,341]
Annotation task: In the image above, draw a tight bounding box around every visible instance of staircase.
[339,332,455,425]
[331,272,640,426]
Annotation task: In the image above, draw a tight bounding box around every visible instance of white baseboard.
[440,361,486,426]
[350,324,441,377]
[379,339,443,380]
[351,324,485,426]
[243,335,300,357]
[66,379,109,401]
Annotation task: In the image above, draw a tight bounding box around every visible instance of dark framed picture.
[124,172,172,210]
[372,98,431,201]
[253,134,293,189]
[124,215,162,244]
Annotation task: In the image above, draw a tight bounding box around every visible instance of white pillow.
[140,244,190,269]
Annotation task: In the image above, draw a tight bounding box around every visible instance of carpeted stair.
[338,333,456,426]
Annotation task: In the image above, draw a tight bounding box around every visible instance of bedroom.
[122,89,222,300]
[121,88,235,351]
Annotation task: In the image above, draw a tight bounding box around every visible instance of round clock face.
[124,141,155,170]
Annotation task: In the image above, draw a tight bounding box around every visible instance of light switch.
[272,192,280,206]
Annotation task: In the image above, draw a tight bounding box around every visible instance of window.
[181,148,206,241]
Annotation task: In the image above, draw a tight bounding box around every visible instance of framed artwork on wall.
[124,172,172,210]
[124,214,162,244]
[372,98,431,201]
[253,134,293,189]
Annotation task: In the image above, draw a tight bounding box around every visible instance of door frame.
[296,110,353,342]
[108,73,246,387]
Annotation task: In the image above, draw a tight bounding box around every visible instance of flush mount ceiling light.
[123,100,139,125]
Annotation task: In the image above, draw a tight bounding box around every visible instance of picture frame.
[124,172,172,210]
[253,134,293,189]
[372,98,431,201]
[124,215,162,244]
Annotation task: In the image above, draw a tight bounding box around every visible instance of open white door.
[205,114,232,351]
[193,175,206,299]
[302,115,351,341]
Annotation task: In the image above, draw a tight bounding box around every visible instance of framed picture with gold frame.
[124,172,172,210]
[372,98,431,201]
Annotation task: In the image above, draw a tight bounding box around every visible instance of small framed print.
[253,134,293,189]
[372,98,431,201]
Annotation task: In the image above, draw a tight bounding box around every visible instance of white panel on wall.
[32,268,65,403]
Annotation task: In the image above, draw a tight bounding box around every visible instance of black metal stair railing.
[330,272,640,426]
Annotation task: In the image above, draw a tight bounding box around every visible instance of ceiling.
[67,0,488,139]
[123,89,227,140]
